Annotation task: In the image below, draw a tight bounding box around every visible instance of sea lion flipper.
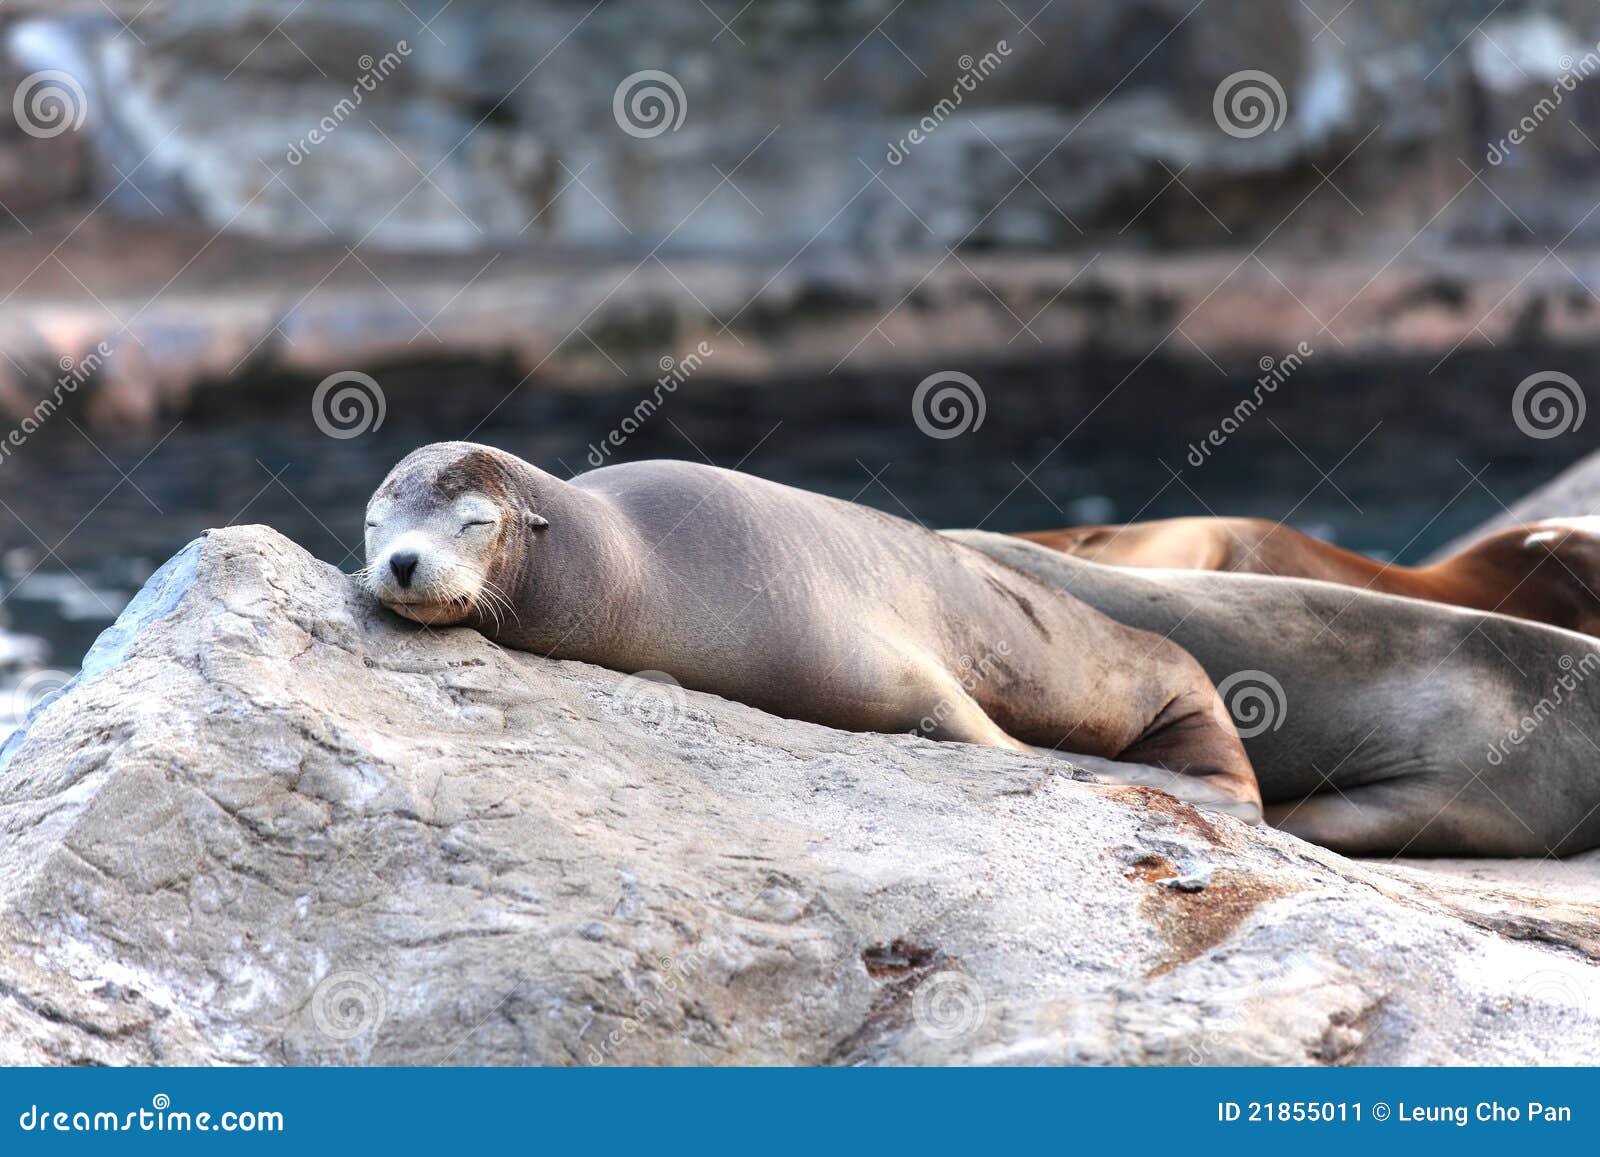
[1033,748,1264,825]
[1263,790,1423,855]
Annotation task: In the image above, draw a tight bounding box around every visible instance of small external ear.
[524,510,549,530]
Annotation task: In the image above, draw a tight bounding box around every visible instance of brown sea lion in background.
[361,443,1263,819]
[948,529,1600,858]
[1014,516,1600,636]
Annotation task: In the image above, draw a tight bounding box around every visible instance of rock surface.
[1431,447,1600,557]
[17,240,1600,430]
[2,524,1599,1065]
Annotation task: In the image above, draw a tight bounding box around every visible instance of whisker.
[435,560,522,628]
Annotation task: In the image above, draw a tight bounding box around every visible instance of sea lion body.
[362,443,1261,817]
[950,530,1600,857]
[1015,516,1600,636]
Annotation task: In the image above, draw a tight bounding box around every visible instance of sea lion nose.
[389,550,420,587]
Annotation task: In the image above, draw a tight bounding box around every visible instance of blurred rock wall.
[3,0,1600,255]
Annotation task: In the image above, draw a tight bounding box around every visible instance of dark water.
[0,346,1593,680]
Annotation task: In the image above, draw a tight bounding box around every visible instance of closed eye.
[459,519,495,532]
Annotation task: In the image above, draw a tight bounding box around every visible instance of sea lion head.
[1513,517,1600,635]
[362,442,547,628]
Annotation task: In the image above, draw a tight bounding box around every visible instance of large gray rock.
[2,525,1599,1065]
[1432,448,1600,558]
[1496,448,1600,524]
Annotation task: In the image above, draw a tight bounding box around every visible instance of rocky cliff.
[2,524,1597,1065]
[6,1,1600,422]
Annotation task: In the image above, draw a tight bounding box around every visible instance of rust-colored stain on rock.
[1137,870,1300,978]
